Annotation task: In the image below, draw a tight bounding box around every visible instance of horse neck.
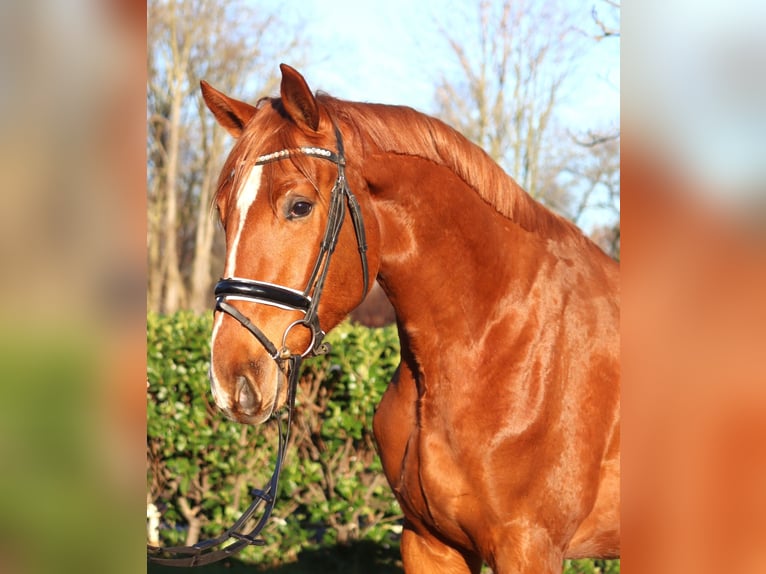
[364,152,616,365]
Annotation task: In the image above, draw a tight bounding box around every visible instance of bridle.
[147,123,369,567]
[214,122,369,362]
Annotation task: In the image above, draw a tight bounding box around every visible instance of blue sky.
[255,0,619,133]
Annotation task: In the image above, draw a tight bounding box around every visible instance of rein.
[148,123,369,566]
[147,355,300,567]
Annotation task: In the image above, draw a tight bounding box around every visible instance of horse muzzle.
[209,353,287,425]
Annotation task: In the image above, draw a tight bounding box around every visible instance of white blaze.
[210,164,263,409]
[224,164,263,277]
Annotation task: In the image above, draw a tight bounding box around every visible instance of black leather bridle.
[214,122,368,362]
[147,123,369,567]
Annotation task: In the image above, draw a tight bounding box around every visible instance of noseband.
[148,123,369,567]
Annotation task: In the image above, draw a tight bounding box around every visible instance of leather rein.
[148,123,369,567]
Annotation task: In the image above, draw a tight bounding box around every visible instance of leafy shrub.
[147,312,402,565]
[563,559,621,574]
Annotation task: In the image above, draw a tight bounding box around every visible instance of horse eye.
[288,200,313,219]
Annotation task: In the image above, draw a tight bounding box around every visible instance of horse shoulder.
[373,348,478,548]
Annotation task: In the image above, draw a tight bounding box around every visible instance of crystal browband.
[254,146,343,166]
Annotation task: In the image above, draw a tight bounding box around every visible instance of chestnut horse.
[202,64,619,573]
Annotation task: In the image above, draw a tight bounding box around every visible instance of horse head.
[201,64,380,425]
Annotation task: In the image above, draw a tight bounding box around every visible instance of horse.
[201,64,620,573]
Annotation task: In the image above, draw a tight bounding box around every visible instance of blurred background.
[0,1,146,573]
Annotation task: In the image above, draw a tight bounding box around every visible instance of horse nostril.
[235,375,260,411]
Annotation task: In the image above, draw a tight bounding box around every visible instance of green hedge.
[147,312,402,566]
[147,312,618,573]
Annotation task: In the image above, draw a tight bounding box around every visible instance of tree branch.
[177,496,202,546]
[591,2,620,40]
[573,130,621,148]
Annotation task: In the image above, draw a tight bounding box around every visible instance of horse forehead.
[222,164,265,278]
[235,164,264,213]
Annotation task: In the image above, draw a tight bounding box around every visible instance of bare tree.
[147,0,308,313]
[432,0,624,252]
[562,133,620,257]
[433,0,585,209]
[574,0,620,257]
[148,0,193,313]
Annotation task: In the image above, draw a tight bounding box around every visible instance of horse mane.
[319,95,583,242]
[218,93,583,243]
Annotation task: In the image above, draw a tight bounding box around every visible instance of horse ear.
[200,80,257,138]
[279,64,320,132]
